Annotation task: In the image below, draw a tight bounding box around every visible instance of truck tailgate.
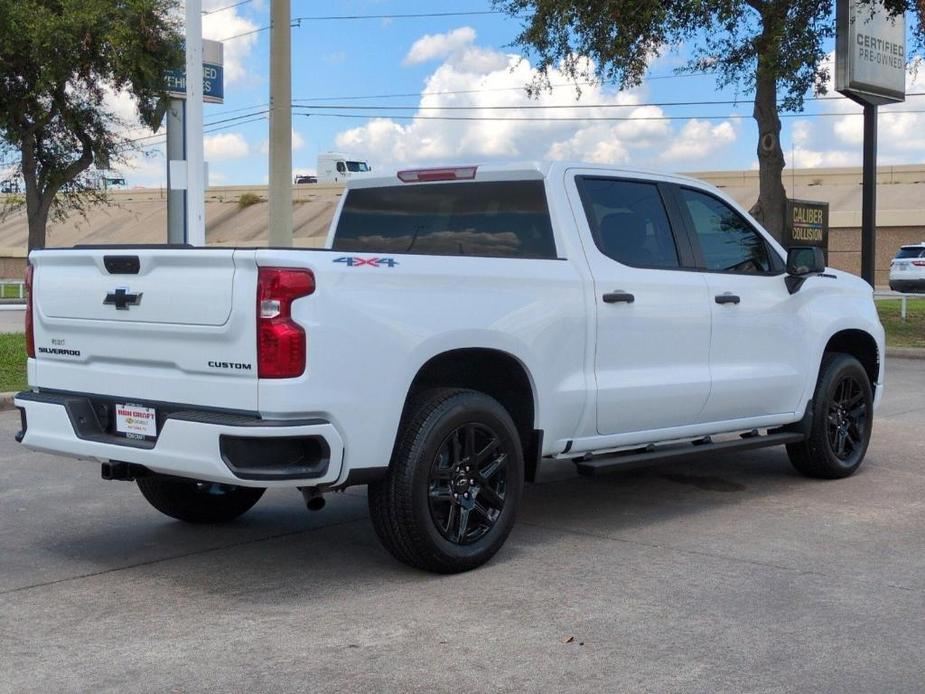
[29,248,259,411]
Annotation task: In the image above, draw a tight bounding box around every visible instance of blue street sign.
[165,63,224,104]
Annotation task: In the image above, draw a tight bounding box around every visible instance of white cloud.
[335,41,738,171]
[403,27,477,66]
[660,120,737,162]
[205,132,250,160]
[791,146,858,169]
[791,54,925,168]
[202,3,260,85]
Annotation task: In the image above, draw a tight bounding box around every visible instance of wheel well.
[824,330,879,388]
[402,348,540,479]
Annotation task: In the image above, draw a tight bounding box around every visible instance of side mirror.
[787,247,826,276]
[785,247,826,294]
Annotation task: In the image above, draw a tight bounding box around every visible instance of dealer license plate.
[114,403,157,440]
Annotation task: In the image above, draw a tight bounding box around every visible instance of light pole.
[268,0,293,247]
[185,0,206,246]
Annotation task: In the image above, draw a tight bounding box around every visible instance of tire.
[136,475,265,523]
[787,353,873,479]
[368,388,524,573]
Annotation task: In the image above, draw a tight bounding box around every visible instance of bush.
[237,192,263,210]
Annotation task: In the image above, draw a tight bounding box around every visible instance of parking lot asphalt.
[1,359,924,693]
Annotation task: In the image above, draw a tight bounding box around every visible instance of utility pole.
[268,0,293,247]
[860,103,878,286]
[166,99,186,244]
[185,0,206,246]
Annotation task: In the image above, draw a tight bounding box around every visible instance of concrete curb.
[0,392,17,412]
[886,347,925,361]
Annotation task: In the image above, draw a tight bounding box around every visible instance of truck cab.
[316,152,371,183]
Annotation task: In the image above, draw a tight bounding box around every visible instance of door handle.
[602,291,635,304]
[715,293,741,305]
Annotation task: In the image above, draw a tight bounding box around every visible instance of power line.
[202,0,254,15]
[292,10,501,22]
[296,109,925,123]
[291,75,715,104]
[220,9,503,41]
[219,25,268,42]
[135,115,268,150]
[207,102,270,117]
[129,112,268,146]
[291,92,925,111]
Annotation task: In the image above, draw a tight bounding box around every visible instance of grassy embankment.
[1,284,25,299]
[876,298,925,349]
[0,333,26,392]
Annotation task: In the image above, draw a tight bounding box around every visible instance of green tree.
[494,0,924,241]
[0,0,182,250]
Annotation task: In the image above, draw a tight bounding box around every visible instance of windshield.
[346,161,370,173]
[896,247,925,259]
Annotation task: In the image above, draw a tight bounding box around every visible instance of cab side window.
[336,161,347,174]
[576,177,681,269]
[679,188,774,274]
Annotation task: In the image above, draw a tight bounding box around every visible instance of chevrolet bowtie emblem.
[104,288,143,310]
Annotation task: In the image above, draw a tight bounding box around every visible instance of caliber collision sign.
[836,0,906,105]
[785,200,829,255]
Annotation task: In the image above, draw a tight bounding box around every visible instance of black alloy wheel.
[368,388,524,573]
[787,353,873,479]
[826,374,869,462]
[427,423,510,545]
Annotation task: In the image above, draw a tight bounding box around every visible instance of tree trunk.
[749,58,788,243]
[21,136,50,252]
[26,191,52,252]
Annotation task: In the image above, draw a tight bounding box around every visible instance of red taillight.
[24,264,34,358]
[912,260,925,267]
[256,267,314,379]
[397,166,477,183]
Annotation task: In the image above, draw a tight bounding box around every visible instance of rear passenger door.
[568,173,713,436]
[673,186,807,422]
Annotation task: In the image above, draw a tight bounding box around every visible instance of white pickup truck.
[15,162,885,573]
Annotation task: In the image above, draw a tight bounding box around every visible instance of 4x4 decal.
[334,256,399,268]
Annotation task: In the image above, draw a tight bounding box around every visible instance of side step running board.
[574,431,805,477]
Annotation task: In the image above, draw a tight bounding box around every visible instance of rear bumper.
[13,390,344,488]
[888,279,925,292]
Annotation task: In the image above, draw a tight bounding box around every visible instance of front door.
[568,173,712,436]
[673,186,807,422]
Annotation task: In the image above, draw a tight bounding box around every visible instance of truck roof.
[345,161,711,190]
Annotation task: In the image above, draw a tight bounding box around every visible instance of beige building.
[1,164,923,287]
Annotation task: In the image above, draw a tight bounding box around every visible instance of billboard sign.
[836,0,906,105]
[165,39,224,104]
[785,199,830,256]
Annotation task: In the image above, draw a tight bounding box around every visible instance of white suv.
[889,243,925,293]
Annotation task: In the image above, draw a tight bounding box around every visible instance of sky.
[110,0,925,187]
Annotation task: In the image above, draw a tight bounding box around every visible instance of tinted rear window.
[896,247,925,259]
[332,181,557,258]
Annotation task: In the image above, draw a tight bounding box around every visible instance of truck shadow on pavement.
[11,443,875,602]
